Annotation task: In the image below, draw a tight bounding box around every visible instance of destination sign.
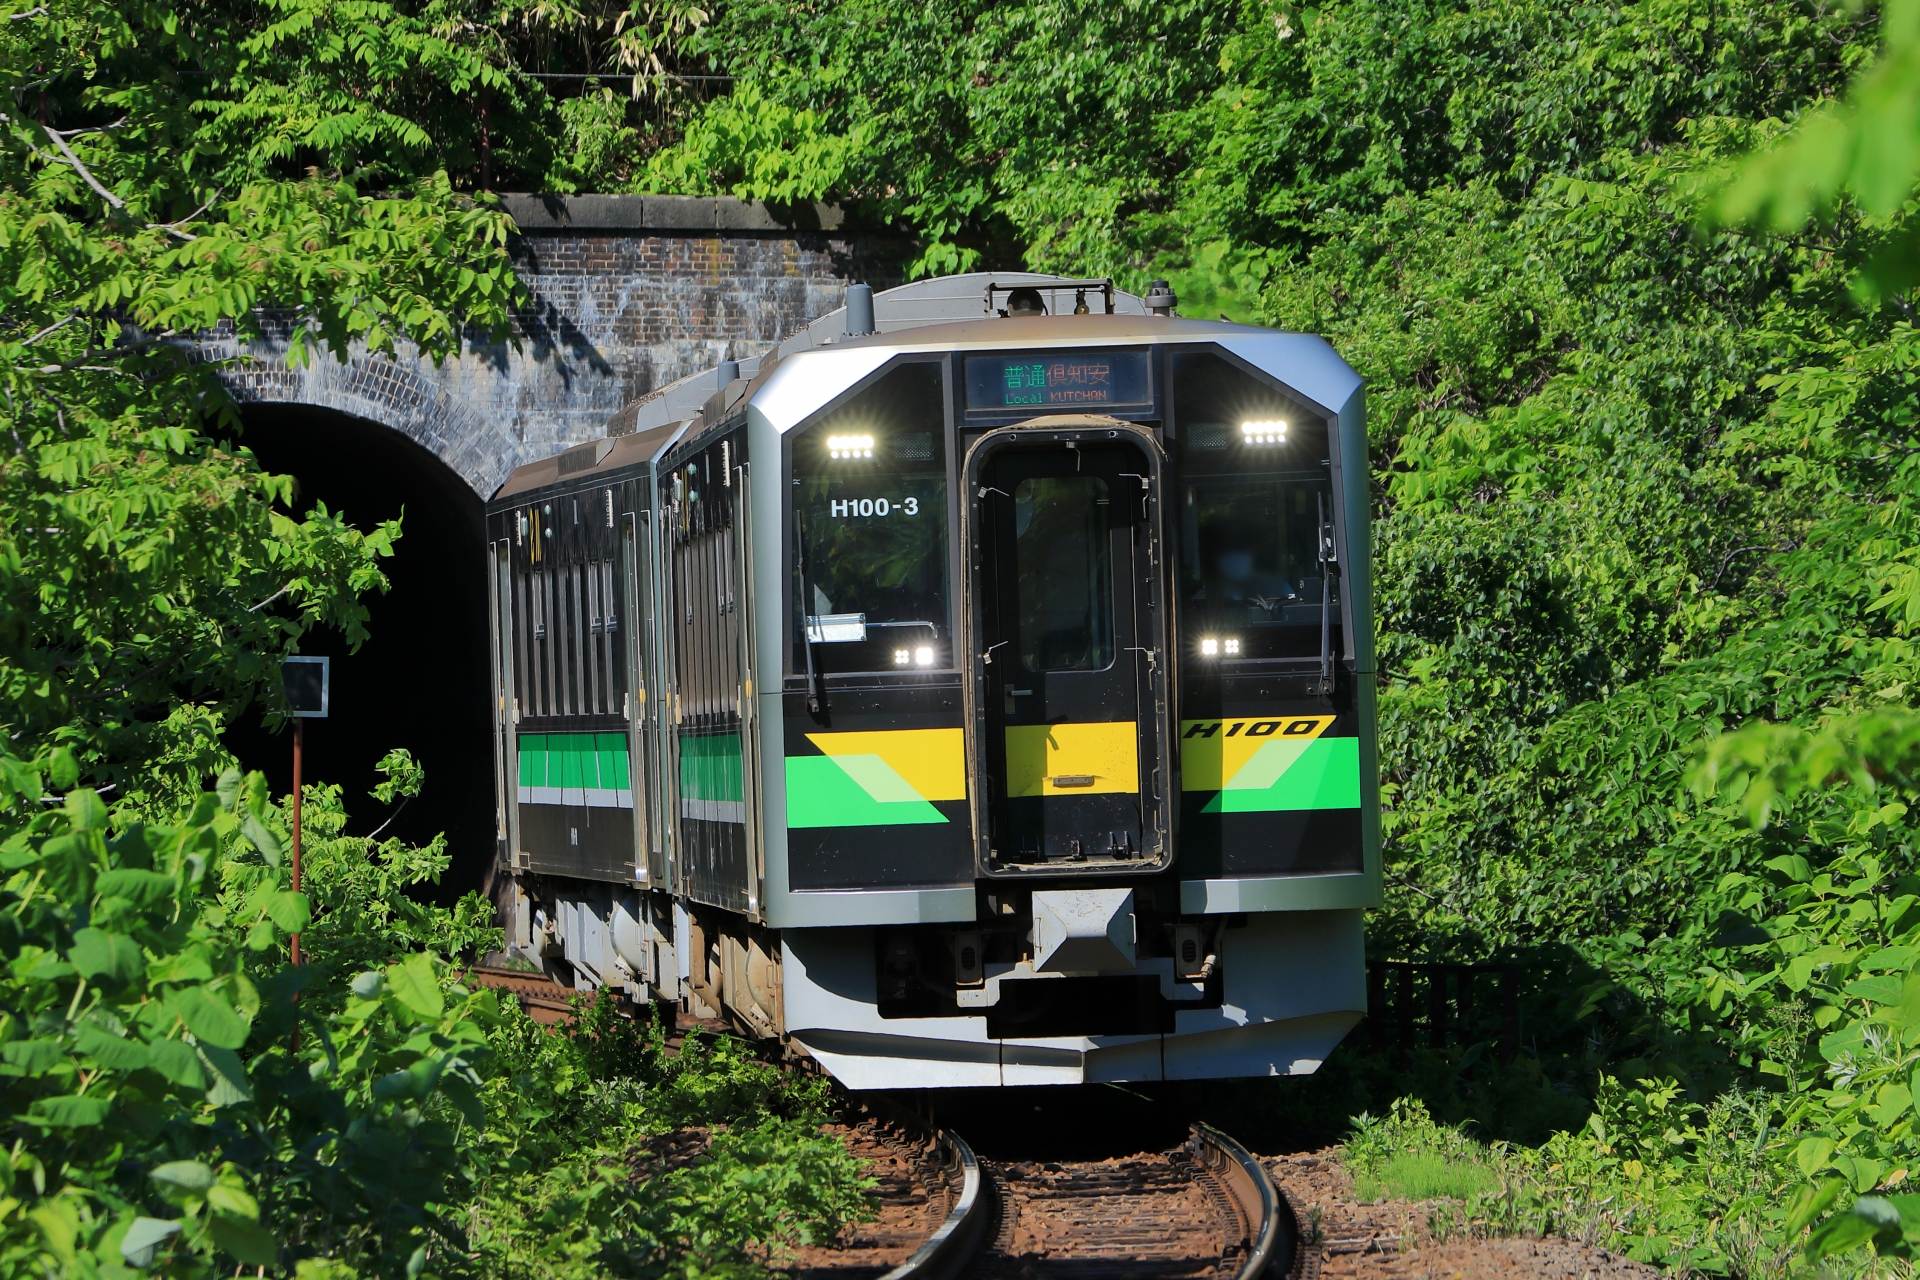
[964,351,1151,412]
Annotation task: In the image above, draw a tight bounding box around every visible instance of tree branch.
[43,125,124,210]
[22,312,78,346]
[34,330,179,374]
[145,192,219,243]
[365,795,412,842]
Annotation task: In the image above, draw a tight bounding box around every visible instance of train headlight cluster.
[893,646,937,667]
[1199,636,1242,658]
[828,434,875,459]
[1240,419,1288,444]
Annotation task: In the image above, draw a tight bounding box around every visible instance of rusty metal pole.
[291,719,304,968]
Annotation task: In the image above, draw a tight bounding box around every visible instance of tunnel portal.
[226,406,496,906]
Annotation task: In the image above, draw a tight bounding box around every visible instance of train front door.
[965,420,1172,875]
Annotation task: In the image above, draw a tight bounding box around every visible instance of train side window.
[1172,351,1335,664]
[791,361,950,674]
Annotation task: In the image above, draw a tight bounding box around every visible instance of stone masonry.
[204,195,906,499]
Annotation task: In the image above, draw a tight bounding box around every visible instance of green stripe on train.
[518,733,631,790]
[680,734,744,803]
[1200,736,1361,814]
[785,755,945,827]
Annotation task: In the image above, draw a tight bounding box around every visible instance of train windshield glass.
[792,360,950,673]
[1173,351,1336,663]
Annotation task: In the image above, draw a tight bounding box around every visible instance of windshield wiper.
[796,524,829,715]
[1313,490,1339,697]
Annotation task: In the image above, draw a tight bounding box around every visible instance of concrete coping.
[500,193,851,233]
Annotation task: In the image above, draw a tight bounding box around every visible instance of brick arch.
[212,348,513,500]
[191,195,909,499]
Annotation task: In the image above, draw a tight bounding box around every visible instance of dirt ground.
[1264,1149,1662,1280]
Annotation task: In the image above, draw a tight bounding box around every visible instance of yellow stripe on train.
[1179,716,1336,790]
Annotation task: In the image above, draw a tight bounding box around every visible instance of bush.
[1343,1099,1501,1205]
[0,745,874,1278]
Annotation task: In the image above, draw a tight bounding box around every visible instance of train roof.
[827,311,1276,350]
[494,417,687,501]
[490,273,1358,500]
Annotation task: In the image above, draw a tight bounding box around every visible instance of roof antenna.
[845,283,875,336]
[1144,279,1178,317]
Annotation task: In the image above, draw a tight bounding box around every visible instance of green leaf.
[1872,1083,1915,1126]
[240,811,283,867]
[64,788,107,831]
[2,1039,65,1072]
[1898,973,1920,1030]
[73,1022,148,1072]
[1835,1153,1886,1193]
[144,1038,207,1090]
[1787,1179,1847,1234]
[119,1216,181,1268]
[69,928,144,984]
[1767,854,1814,883]
[149,1161,214,1198]
[208,1214,278,1266]
[1797,1135,1838,1178]
[1844,973,1907,1005]
[1807,1203,1891,1261]
[197,1045,253,1107]
[167,986,250,1049]
[46,747,77,790]
[94,868,174,907]
[387,952,444,1021]
[263,889,309,933]
[29,1094,112,1126]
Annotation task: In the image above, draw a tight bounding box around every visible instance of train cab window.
[791,361,950,674]
[1173,351,1336,664]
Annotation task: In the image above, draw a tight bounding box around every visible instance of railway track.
[803,1120,1290,1280]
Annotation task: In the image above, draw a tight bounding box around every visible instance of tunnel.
[224,405,496,906]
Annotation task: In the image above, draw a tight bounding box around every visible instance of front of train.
[743,279,1378,1088]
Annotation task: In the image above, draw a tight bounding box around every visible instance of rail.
[882,1127,985,1280]
[1191,1122,1292,1280]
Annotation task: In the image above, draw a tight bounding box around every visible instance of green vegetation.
[0,748,871,1276]
[1346,1101,1500,1205]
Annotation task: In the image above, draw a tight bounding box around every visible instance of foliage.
[0,0,531,790]
[0,742,870,1278]
[467,988,873,1279]
[1713,0,1920,300]
[1343,1099,1499,1204]
[227,751,501,989]
[0,748,502,1277]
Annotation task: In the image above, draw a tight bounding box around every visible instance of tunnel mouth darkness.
[223,404,495,908]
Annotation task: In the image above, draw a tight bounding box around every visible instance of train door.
[489,540,520,864]
[965,421,1172,874]
[621,511,656,885]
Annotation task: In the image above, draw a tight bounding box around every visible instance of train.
[482,272,1379,1089]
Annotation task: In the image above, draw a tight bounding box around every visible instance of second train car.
[483,273,1379,1088]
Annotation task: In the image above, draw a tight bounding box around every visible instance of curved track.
[937,1124,1290,1280]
